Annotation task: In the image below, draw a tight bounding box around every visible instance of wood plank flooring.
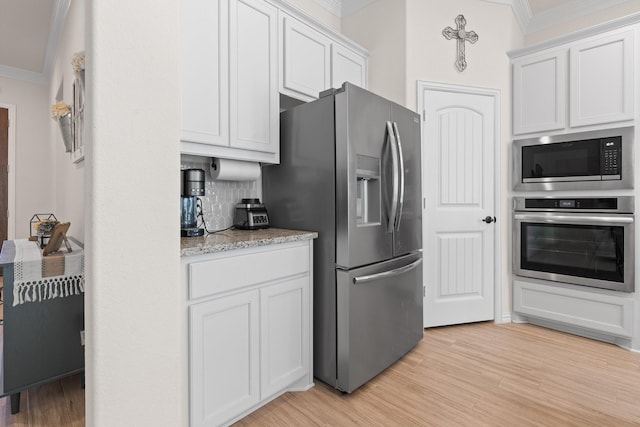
[235,322,640,427]
[0,321,638,426]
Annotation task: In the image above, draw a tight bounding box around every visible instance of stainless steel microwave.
[513,127,634,191]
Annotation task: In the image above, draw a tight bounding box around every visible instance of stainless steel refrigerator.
[263,83,423,393]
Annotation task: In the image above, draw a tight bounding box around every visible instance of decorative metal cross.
[442,14,478,72]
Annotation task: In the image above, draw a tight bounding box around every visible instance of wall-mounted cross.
[442,15,478,72]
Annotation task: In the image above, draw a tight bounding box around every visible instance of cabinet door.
[260,276,310,398]
[230,0,279,154]
[190,291,260,427]
[570,29,635,128]
[280,13,332,101]
[512,50,566,135]
[181,0,229,146]
[331,43,367,89]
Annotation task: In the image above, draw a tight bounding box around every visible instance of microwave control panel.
[602,137,621,176]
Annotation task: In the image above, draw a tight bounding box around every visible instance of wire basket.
[30,214,59,249]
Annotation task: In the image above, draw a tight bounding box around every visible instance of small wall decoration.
[71,51,85,163]
[442,14,479,72]
[51,101,73,152]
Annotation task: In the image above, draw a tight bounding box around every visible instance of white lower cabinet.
[187,241,313,427]
[190,291,261,427]
[260,276,309,397]
[513,278,634,338]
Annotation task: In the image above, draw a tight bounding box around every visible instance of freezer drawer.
[336,252,423,393]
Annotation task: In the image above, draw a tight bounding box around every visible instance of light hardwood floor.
[236,322,640,427]
[0,322,639,426]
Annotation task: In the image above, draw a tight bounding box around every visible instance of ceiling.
[0,0,633,84]
[0,0,68,84]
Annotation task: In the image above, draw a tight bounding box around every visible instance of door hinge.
[423,285,426,297]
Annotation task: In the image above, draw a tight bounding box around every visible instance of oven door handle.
[514,213,634,224]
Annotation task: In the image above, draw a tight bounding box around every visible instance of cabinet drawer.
[189,244,309,300]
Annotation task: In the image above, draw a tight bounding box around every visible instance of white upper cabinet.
[181,0,368,160]
[280,13,331,101]
[230,0,279,155]
[513,50,566,135]
[569,29,635,128]
[331,43,367,89]
[511,24,636,136]
[181,0,279,164]
[181,0,229,146]
[279,8,368,102]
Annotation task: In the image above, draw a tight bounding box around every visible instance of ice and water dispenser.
[355,154,381,225]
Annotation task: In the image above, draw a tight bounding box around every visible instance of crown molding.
[526,0,632,33]
[509,11,640,57]
[341,0,378,17]
[480,0,531,32]
[0,65,47,85]
[42,0,71,77]
[0,0,69,86]
[313,0,342,17]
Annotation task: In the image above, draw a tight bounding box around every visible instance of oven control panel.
[524,198,618,210]
[515,196,633,214]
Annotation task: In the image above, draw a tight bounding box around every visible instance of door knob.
[482,216,496,224]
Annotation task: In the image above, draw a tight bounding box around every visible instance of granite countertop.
[181,227,318,257]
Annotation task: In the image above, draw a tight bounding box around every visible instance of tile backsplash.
[181,155,261,230]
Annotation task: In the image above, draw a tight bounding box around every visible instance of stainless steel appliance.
[233,198,270,229]
[262,83,423,393]
[513,127,634,191]
[180,168,205,237]
[513,196,634,292]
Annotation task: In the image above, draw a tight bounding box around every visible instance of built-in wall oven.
[513,196,634,293]
[513,127,634,191]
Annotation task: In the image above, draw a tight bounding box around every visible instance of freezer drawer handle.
[353,258,423,284]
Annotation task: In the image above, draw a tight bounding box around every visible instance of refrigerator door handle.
[353,257,423,284]
[392,122,405,231]
[386,121,400,233]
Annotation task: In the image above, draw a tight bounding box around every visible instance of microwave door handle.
[514,213,634,224]
[386,121,399,233]
[392,122,405,231]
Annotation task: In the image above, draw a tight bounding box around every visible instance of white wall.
[86,0,183,425]
[49,0,85,243]
[0,77,53,238]
[342,0,407,105]
[526,1,640,45]
[344,0,525,317]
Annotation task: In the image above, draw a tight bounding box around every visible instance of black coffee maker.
[180,168,205,237]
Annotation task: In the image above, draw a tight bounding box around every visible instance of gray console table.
[0,238,84,414]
